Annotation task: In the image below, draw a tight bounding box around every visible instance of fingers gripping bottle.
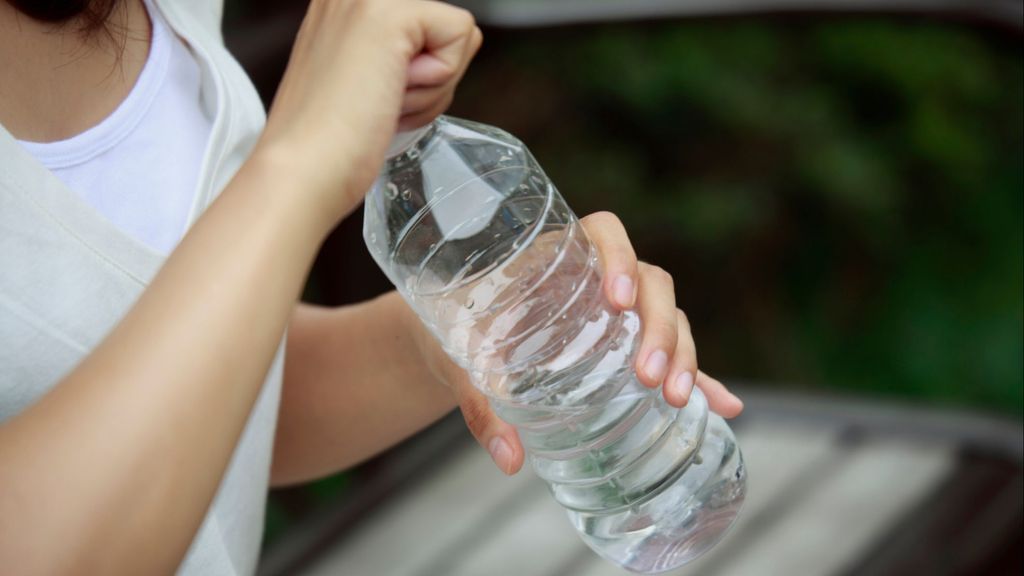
[363,116,746,573]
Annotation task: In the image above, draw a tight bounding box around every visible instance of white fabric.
[17,0,212,255]
[0,0,277,574]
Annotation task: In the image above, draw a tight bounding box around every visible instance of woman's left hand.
[419,212,744,475]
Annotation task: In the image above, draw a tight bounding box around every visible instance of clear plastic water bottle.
[363,116,746,573]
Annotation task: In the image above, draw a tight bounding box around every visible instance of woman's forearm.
[272,293,458,486]
[0,1,484,571]
[0,155,326,575]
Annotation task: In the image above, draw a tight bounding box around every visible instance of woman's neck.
[0,0,151,142]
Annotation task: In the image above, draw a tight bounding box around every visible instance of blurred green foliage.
[453,18,1023,415]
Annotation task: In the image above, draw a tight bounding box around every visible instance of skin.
[0,0,151,142]
[0,0,743,573]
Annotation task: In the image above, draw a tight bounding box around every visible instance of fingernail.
[674,372,694,402]
[643,350,668,381]
[613,275,634,308]
[488,437,513,474]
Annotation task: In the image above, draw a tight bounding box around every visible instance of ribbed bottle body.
[364,116,746,573]
[488,294,746,574]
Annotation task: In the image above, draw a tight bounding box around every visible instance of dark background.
[222,0,1023,554]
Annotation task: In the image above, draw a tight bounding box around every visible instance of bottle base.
[568,413,746,574]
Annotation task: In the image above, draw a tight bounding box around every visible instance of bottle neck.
[385,123,435,159]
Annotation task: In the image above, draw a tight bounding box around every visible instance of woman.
[0,0,743,573]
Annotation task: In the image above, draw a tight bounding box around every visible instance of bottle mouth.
[385,124,434,159]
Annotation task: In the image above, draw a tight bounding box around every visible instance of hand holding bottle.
[413,210,744,475]
[366,117,747,571]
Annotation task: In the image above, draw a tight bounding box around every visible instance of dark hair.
[6,0,120,33]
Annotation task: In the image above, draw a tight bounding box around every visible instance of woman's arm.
[0,156,321,575]
[0,1,481,574]
[273,295,457,486]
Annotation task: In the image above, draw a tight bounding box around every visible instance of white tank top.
[16,0,212,255]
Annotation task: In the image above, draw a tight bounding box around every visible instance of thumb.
[451,376,525,475]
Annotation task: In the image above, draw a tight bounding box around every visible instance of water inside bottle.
[366,116,746,573]
[398,198,745,573]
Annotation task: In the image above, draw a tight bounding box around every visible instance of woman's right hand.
[254,0,482,230]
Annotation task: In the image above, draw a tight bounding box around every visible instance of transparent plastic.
[363,116,746,573]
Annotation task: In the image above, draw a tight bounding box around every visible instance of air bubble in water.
[400,189,411,201]
[386,182,399,200]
